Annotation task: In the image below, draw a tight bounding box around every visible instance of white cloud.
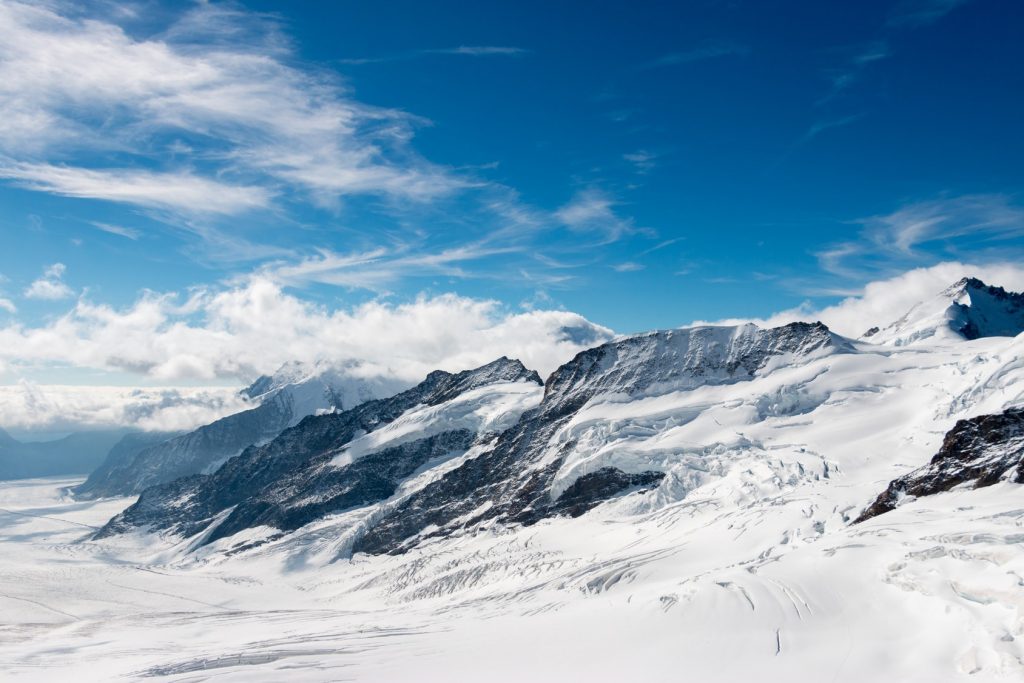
[24,263,74,300]
[91,222,140,240]
[623,150,656,174]
[555,190,637,243]
[0,278,613,389]
[0,1,462,215]
[864,194,1024,255]
[691,261,1024,338]
[0,297,15,313]
[816,194,1024,281]
[0,381,249,433]
[0,163,271,215]
[259,242,521,291]
[427,46,527,56]
[612,262,644,272]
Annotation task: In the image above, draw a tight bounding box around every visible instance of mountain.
[13,287,1024,681]
[863,277,1024,345]
[96,357,543,543]
[856,406,1024,522]
[72,430,182,499]
[355,321,849,554]
[98,322,848,554]
[0,429,128,480]
[76,361,406,499]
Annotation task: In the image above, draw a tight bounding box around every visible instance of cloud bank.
[693,261,1024,338]
[0,276,612,392]
[5,262,1024,433]
[0,382,248,434]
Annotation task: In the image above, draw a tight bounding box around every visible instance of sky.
[0,0,1023,432]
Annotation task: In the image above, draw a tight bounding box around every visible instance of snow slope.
[866,277,1024,346]
[2,295,1024,680]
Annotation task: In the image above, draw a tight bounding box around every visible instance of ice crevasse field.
[0,321,1022,682]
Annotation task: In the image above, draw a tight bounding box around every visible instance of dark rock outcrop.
[99,323,850,556]
[95,358,541,542]
[856,406,1024,522]
[551,467,665,518]
[354,322,849,555]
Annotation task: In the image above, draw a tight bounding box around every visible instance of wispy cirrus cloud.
[623,150,657,174]
[814,194,1024,283]
[637,41,749,70]
[817,41,890,104]
[886,0,972,27]
[0,163,272,216]
[256,240,519,292]
[427,46,527,56]
[338,45,528,65]
[90,222,140,240]
[799,113,864,145]
[0,0,462,219]
[555,189,641,243]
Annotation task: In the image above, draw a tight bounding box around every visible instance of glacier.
[1,279,1023,681]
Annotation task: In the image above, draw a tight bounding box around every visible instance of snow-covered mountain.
[863,276,1024,345]
[0,428,127,480]
[96,357,543,544]
[6,279,1024,681]
[99,321,849,553]
[75,361,406,499]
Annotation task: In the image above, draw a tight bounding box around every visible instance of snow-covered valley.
[3,298,1024,680]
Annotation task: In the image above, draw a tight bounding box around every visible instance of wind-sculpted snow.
[76,361,405,499]
[856,406,1024,522]
[96,358,543,547]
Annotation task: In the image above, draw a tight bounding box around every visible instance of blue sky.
[1,0,1023,392]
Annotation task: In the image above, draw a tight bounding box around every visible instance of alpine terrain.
[2,278,1024,682]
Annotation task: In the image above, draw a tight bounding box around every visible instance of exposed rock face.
[551,467,666,518]
[865,277,1024,346]
[77,362,403,499]
[354,322,848,555]
[95,358,542,542]
[856,406,1024,522]
[98,322,850,556]
[950,278,1024,339]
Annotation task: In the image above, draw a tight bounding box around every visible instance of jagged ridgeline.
[98,322,848,554]
[75,362,406,499]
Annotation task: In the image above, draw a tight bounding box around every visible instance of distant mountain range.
[76,361,406,499]
[95,277,1024,560]
[0,428,127,480]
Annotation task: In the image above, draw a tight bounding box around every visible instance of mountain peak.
[864,277,1024,345]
